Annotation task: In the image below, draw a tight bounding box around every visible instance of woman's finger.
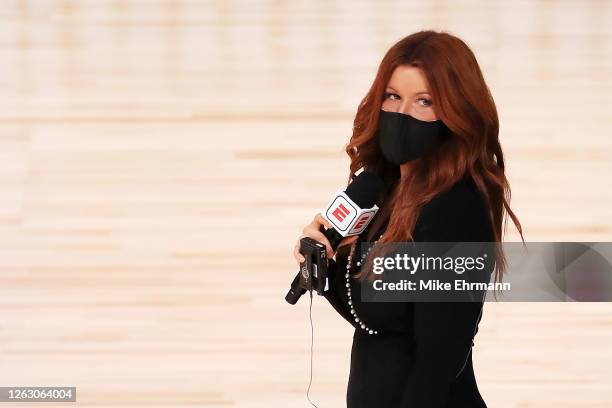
[294,242,305,263]
[338,235,359,249]
[314,213,332,229]
[302,225,335,258]
[306,230,334,259]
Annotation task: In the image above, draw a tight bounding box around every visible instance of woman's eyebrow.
[386,86,430,95]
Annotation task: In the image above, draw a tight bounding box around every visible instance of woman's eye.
[417,97,433,107]
[384,92,400,100]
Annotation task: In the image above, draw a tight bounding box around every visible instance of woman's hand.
[293,212,359,265]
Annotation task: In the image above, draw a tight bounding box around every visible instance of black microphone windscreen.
[344,171,385,209]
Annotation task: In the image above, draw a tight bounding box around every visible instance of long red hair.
[343,30,525,284]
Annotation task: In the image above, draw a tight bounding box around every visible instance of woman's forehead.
[387,65,431,94]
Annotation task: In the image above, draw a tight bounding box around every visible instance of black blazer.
[323,173,494,408]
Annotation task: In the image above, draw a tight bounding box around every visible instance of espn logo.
[323,190,378,236]
[330,203,351,223]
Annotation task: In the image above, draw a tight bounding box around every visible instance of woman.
[293,30,525,407]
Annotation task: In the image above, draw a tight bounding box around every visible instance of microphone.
[320,170,385,249]
[285,170,385,304]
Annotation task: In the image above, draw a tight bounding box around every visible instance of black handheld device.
[285,237,330,305]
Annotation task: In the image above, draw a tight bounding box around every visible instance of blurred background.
[0,1,611,407]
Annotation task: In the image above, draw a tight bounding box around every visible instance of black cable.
[306,289,320,408]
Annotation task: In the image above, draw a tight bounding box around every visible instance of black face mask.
[377,109,446,165]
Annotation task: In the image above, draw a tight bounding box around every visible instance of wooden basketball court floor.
[0,1,611,407]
